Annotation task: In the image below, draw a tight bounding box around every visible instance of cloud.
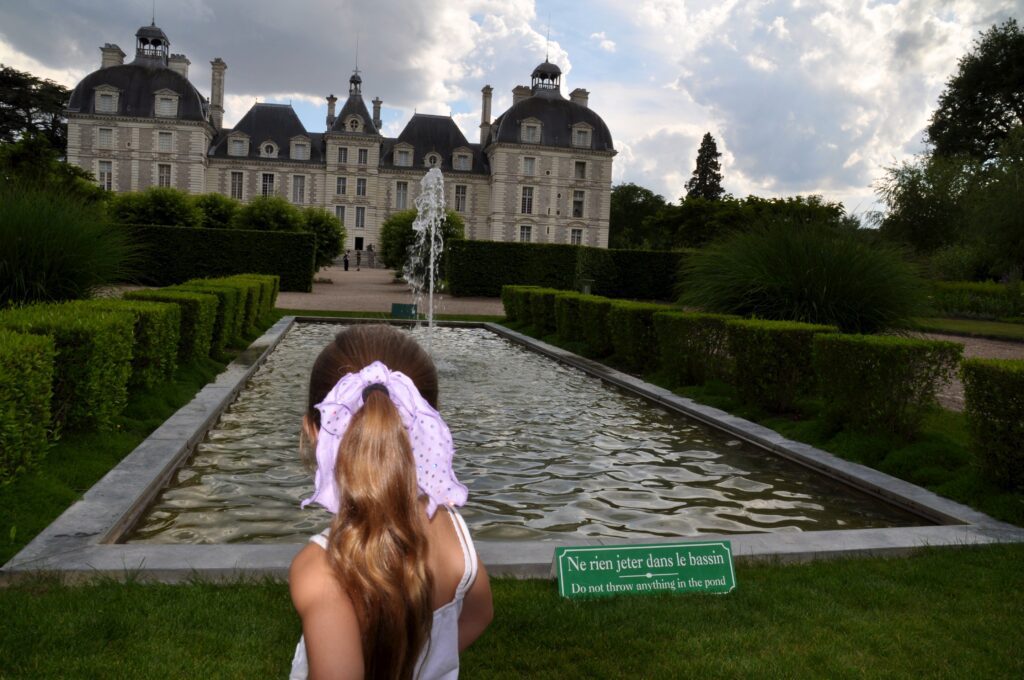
[590,31,616,52]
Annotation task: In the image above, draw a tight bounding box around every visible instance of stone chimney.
[326,93,338,128]
[512,85,531,105]
[479,85,493,144]
[169,54,190,79]
[570,88,589,108]
[209,58,227,130]
[100,43,125,69]
[371,97,382,130]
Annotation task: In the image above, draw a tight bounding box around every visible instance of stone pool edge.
[2,316,1022,585]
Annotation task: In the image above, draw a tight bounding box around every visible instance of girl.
[289,325,493,679]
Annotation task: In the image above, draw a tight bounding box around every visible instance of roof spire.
[545,16,550,61]
[152,0,156,26]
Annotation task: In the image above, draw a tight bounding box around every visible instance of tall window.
[573,190,585,218]
[395,181,408,209]
[523,157,536,176]
[335,205,346,224]
[158,131,173,153]
[521,187,533,214]
[358,148,368,165]
[97,128,113,149]
[156,96,178,117]
[521,123,540,143]
[230,138,247,156]
[454,185,467,213]
[98,160,112,190]
[396,149,411,166]
[574,161,587,180]
[261,173,275,197]
[571,228,583,246]
[519,225,532,242]
[157,163,171,188]
[355,206,365,229]
[356,178,367,196]
[230,171,244,200]
[292,175,306,203]
[337,147,348,164]
[96,92,116,113]
[336,177,347,195]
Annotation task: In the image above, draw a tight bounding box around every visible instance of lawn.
[911,317,1024,342]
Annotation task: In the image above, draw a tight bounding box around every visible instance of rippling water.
[127,323,925,544]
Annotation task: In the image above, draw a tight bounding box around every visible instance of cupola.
[134,22,169,67]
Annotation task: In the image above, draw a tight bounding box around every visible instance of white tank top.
[289,506,479,680]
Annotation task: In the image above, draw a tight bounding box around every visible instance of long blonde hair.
[304,325,438,679]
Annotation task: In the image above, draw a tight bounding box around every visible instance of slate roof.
[329,93,378,135]
[489,92,614,151]
[67,63,208,121]
[209,103,323,163]
[380,114,488,174]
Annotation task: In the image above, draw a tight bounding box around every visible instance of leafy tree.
[608,183,667,249]
[965,126,1024,275]
[0,134,103,202]
[193,193,239,229]
[108,187,202,227]
[0,65,70,152]
[926,19,1024,161]
[684,132,725,201]
[379,208,464,271]
[230,195,304,232]
[302,207,346,270]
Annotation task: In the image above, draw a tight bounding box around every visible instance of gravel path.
[914,332,1024,411]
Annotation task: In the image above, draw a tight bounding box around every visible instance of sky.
[1,0,1021,217]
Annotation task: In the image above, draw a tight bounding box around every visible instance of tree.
[926,19,1024,161]
[230,195,304,231]
[193,193,239,229]
[0,65,71,152]
[379,208,465,271]
[109,187,202,227]
[0,133,103,202]
[608,183,667,249]
[684,132,725,201]
[302,207,346,270]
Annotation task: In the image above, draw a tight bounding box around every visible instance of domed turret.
[531,59,561,93]
[134,22,169,67]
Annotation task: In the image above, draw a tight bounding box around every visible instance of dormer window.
[521,122,541,144]
[453,153,471,171]
[395,147,413,167]
[154,91,179,118]
[572,125,593,148]
[95,87,119,114]
[425,153,440,167]
[261,142,278,159]
[346,116,363,133]
[229,138,248,156]
[291,140,310,160]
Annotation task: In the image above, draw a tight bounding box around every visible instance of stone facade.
[66,23,616,251]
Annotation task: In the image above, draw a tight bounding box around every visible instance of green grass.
[911,317,1024,342]
[1,545,1021,678]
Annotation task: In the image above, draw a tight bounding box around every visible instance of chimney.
[371,97,382,130]
[169,54,190,79]
[479,85,493,144]
[100,43,125,69]
[512,85,531,105]
[570,88,589,108]
[209,58,227,130]
[326,93,338,128]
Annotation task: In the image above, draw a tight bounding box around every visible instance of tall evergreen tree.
[685,132,725,200]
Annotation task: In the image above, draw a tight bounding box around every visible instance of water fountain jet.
[403,167,446,351]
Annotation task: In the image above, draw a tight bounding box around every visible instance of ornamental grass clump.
[0,187,136,306]
[961,359,1024,490]
[813,334,962,439]
[680,223,923,333]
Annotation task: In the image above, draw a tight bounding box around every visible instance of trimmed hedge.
[527,288,564,336]
[0,330,54,483]
[579,296,615,358]
[229,274,278,318]
[654,311,739,386]
[554,291,587,342]
[448,240,687,301]
[501,285,538,323]
[0,304,133,431]
[962,359,1024,489]
[172,282,241,354]
[813,334,962,438]
[127,224,315,292]
[73,299,180,388]
[221,277,261,333]
[929,281,1023,319]
[123,289,217,362]
[727,319,838,412]
[608,301,673,373]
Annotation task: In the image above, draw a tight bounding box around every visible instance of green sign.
[555,541,736,599]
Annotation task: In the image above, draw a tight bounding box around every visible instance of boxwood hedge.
[73,299,180,388]
[527,288,564,336]
[653,311,739,386]
[962,358,1024,490]
[0,330,54,482]
[171,282,241,354]
[608,301,673,373]
[579,296,615,358]
[929,281,1023,319]
[124,289,217,362]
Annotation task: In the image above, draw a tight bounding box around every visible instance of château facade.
[66,22,617,251]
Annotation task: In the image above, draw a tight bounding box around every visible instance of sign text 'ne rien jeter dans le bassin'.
[555,541,736,599]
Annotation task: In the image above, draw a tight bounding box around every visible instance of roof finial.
[354,31,360,76]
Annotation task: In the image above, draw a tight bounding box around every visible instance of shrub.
[578,295,615,358]
[193,193,240,229]
[0,186,136,306]
[379,208,465,272]
[219,277,261,334]
[596,250,687,301]
[727,319,838,412]
[0,330,54,483]
[554,291,586,342]
[608,301,672,372]
[526,288,564,335]
[230,195,304,232]
[72,299,180,388]
[928,281,1023,319]
[109,187,202,228]
[962,358,1024,490]
[231,274,279,317]
[926,244,990,282]
[500,285,538,322]
[653,311,739,386]
[172,282,241,353]
[0,304,133,431]
[682,223,924,333]
[302,207,346,270]
[814,334,962,438]
[127,225,315,291]
[123,289,216,362]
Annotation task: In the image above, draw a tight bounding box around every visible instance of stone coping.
[3,317,1022,585]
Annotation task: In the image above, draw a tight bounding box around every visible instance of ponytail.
[326,389,434,680]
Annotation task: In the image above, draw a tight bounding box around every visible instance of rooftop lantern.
[530,60,561,93]
[134,22,169,66]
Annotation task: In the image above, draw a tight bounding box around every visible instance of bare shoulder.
[289,542,338,611]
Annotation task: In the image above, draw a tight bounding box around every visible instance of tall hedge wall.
[446,240,686,301]
[127,224,315,292]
